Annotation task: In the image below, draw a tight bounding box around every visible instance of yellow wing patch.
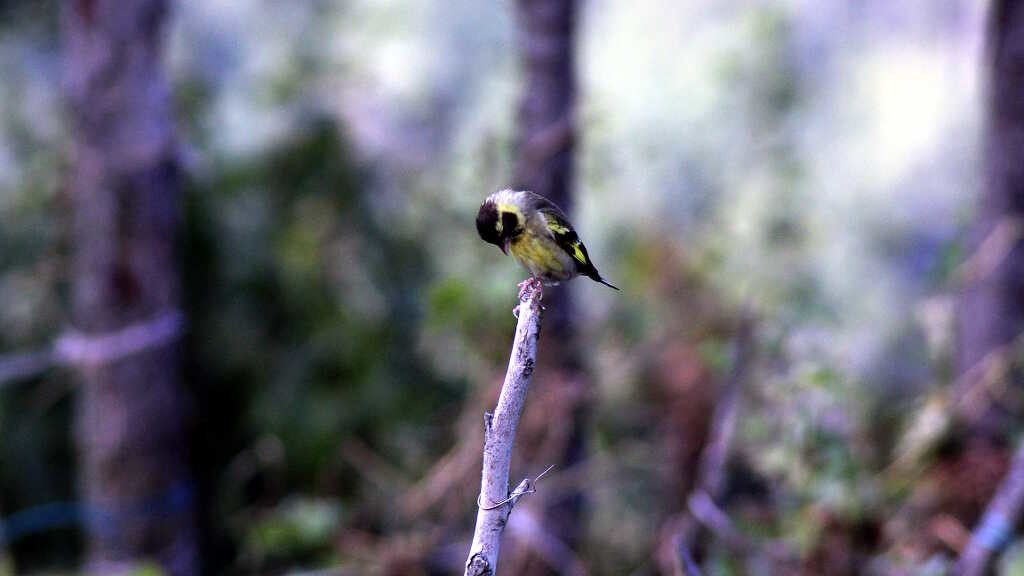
[570,241,587,264]
[543,212,588,265]
[547,220,571,235]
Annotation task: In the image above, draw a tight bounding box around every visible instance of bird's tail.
[595,276,619,291]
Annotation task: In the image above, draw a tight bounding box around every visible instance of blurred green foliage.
[0,0,1003,574]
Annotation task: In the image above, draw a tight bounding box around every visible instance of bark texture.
[63,1,198,574]
[466,285,544,576]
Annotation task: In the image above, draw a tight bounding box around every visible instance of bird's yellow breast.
[509,231,574,281]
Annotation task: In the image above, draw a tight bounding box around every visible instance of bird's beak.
[500,240,509,255]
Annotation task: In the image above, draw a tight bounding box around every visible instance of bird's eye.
[501,212,520,236]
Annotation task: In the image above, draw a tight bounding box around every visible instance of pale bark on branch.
[465,284,544,576]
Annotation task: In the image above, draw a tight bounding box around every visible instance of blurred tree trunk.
[960,1,1024,392]
[954,1,1024,434]
[513,0,577,220]
[0,501,8,573]
[954,4,1024,574]
[63,1,198,574]
[511,0,584,571]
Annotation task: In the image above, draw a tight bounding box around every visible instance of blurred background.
[2,0,1022,574]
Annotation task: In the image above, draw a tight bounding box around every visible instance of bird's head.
[476,195,524,255]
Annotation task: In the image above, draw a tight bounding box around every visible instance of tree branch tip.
[477,478,534,511]
[534,463,556,481]
[466,553,492,576]
[466,268,546,573]
[518,280,544,309]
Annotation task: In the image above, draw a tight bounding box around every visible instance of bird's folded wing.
[539,208,595,272]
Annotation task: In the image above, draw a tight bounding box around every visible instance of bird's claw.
[514,278,544,317]
[517,277,543,301]
[517,278,531,301]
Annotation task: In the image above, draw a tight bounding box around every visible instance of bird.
[476,189,619,299]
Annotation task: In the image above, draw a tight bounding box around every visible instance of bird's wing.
[536,204,598,275]
[526,192,619,289]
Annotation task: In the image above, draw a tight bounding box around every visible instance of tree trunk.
[954,2,1024,573]
[63,1,198,574]
[512,0,584,570]
[513,0,577,218]
[959,1,1024,390]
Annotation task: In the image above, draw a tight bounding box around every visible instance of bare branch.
[671,532,703,576]
[687,491,796,567]
[465,284,544,576]
[956,441,1024,576]
[0,311,184,389]
[55,311,184,367]
[693,318,752,502]
[0,349,58,386]
[952,216,1024,288]
[672,318,752,567]
[687,491,754,556]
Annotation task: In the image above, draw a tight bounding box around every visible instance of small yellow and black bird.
[476,189,618,295]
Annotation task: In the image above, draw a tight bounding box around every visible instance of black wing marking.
[537,205,619,290]
[540,209,589,267]
[522,191,619,290]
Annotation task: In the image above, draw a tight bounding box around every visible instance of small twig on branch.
[687,491,796,567]
[956,440,1024,576]
[0,311,184,389]
[672,532,703,576]
[55,311,184,367]
[402,433,480,517]
[687,491,754,556]
[693,318,752,501]
[465,283,545,576]
[952,329,1024,421]
[884,329,1024,483]
[477,465,554,510]
[668,318,794,572]
[0,348,58,387]
[672,317,752,570]
[340,438,411,492]
[952,216,1024,288]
